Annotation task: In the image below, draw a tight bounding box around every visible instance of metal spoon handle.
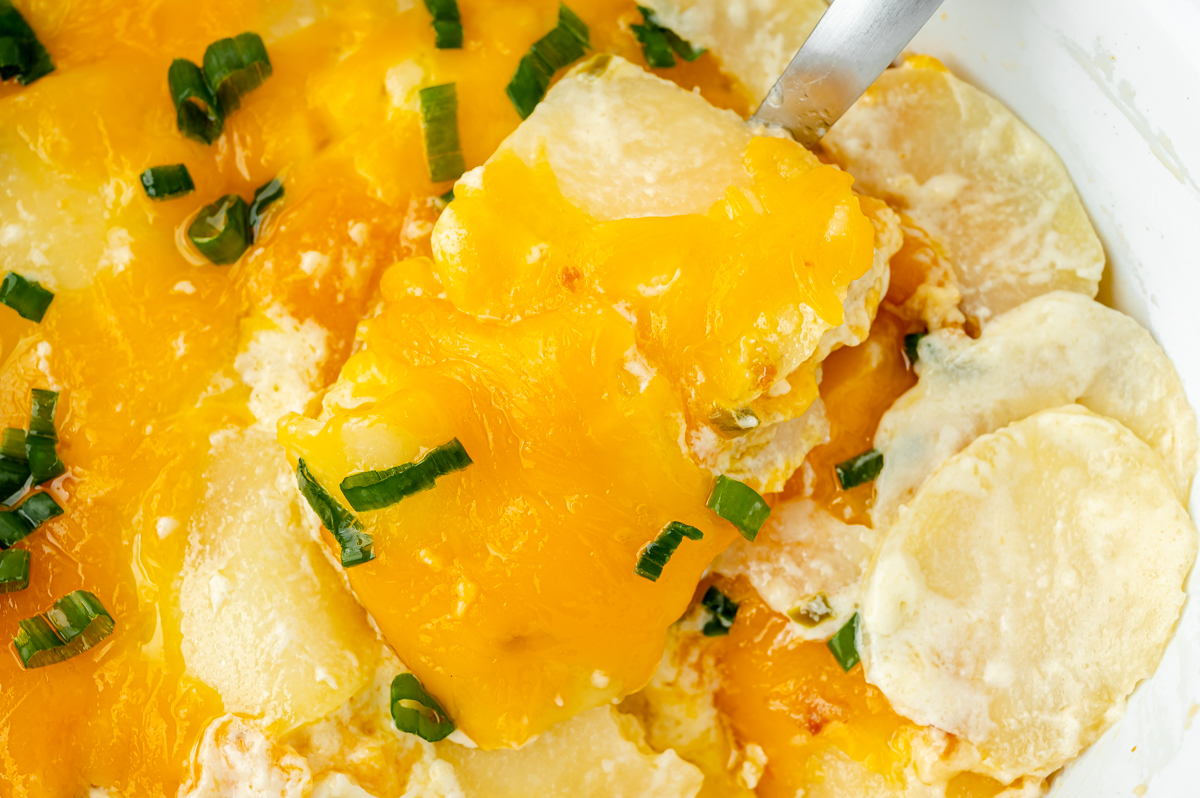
[751,0,944,145]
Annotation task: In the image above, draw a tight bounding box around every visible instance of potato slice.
[822,57,1105,325]
[179,428,380,732]
[641,0,829,105]
[435,706,704,798]
[872,291,1197,530]
[713,497,873,641]
[861,406,1197,782]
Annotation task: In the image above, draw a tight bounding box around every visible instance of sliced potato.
[872,291,1197,530]
[435,706,704,798]
[490,54,758,221]
[713,497,874,641]
[822,57,1105,325]
[642,0,829,105]
[179,428,380,732]
[862,406,1197,782]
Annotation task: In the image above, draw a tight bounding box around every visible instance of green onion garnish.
[0,491,63,547]
[202,32,272,114]
[835,449,884,491]
[29,388,57,439]
[904,332,927,365]
[788,592,834,628]
[0,428,30,506]
[13,590,114,669]
[188,194,250,265]
[168,58,224,145]
[296,459,374,568]
[140,164,195,201]
[505,3,589,119]
[25,388,64,485]
[700,585,738,636]
[643,6,705,63]
[0,0,54,85]
[419,84,466,184]
[423,0,463,49]
[391,672,456,742]
[827,612,860,672]
[706,476,770,542]
[0,548,30,593]
[0,271,54,323]
[248,176,284,239]
[634,521,703,582]
[439,188,455,204]
[340,439,472,512]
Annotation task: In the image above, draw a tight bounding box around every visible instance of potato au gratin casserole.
[0,0,1195,796]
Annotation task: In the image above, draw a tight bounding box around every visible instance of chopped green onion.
[1,427,25,461]
[706,476,770,542]
[0,548,30,593]
[827,612,860,672]
[13,590,114,669]
[419,84,466,183]
[15,491,61,529]
[0,491,63,547]
[423,0,463,49]
[904,332,927,365]
[835,449,884,490]
[700,585,738,636]
[297,459,374,568]
[168,58,224,144]
[788,592,834,628]
[29,389,57,439]
[341,438,472,512]
[0,428,30,506]
[391,672,456,742]
[248,176,284,239]
[662,27,704,62]
[505,3,590,119]
[0,0,54,85]
[0,271,54,323]
[25,389,64,484]
[140,164,195,201]
[439,188,455,204]
[202,32,272,113]
[634,521,703,582]
[188,194,250,265]
[632,6,675,68]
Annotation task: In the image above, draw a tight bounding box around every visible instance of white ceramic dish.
[910,1,1200,794]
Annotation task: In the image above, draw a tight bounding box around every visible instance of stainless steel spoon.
[751,0,945,145]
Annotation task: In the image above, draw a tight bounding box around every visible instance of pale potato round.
[861,406,1197,783]
[872,291,1197,530]
[822,57,1105,325]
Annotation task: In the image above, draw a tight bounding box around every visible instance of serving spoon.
[751,0,945,145]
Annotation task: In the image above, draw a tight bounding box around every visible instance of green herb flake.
[0,0,54,85]
[505,3,590,119]
[0,271,54,323]
[634,521,703,582]
[140,164,195,201]
[826,612,861,672]
[419,84,467,183]
[632,5,705,68]
[340,438,472,513]
[13,590,114,669]
[423,0,463,49]
[700,585,738,636]
[834,449,884,491]
[188,194,251,265]
[904,332,927,365]
[391,672,456,742]
[297,459,374,568]
[248,176,285,239]
[0,548,30,593]
[705,475,770,542]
